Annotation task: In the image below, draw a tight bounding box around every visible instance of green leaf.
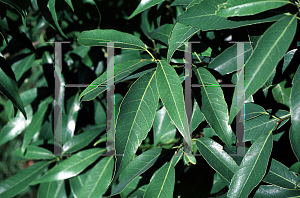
[170,0,193,6]
[193,67,232,148]
[111,148,162,196]
[78,156,114,198]
[0,57,27,119]
[22,97,51,153]
[195,138,238,185]
[78,29,147,51]
[167,22,199,63]
[69,172,89,198]
[143,161,175,198]
[215,0,293,17]
[128,0,164,19]
[272,80,291,108]
[190,99,205,133]
[31,148,105,184]
[47,0,67,38]
[263,159,299,189]
[62,125,105,154]
[148,24,174,46]
[12,54,35,81]
[38,180,67,198]
[0,105,32,145]
[153,107,177,146]
[64,0,74,11]
[228,131,273,198]
[207,43,252,75]
[183,152,196,165]
[177,0,294,31]
[156,60,192,147]
[243,103,266,121]
[290,162,300,174]
[114,71,159,182]
[291,65,300,157]
[229,15,297,125]
[79,59,153,101]
[253,185,300,197]
[210,173,227,194]
[289,126,300,161]
[15,145,56,160]
[0,161,52,198]
[0,0,26,19]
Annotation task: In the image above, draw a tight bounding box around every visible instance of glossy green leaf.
[128,0,164,19]
[31,148,105,184]
[291,65,300,152]
[193,67,232,148]
[229,15,297,125]
[228,131,273,198]
[190,99,205,133]
[78,29,147,51]
[195,138,238,185]
[64,0,74,11]
[143,161,175,198]
[215,0,292,17]
[38,180,67,198]
[207,43,252,75]
[170,0,193,6]
[111,148,162,196]
[289,126,300,161]
[47,0,67,38]
[153,107,177,146]
[253,185,300,197]
[79,59,153,101]
[0,105,32,146]
[272,80,291,108]
[22,97,51,153]
[167,22,199,63]
[156,60,192,147]
[290,162,300,174]
[62,125,105,154]
[78,156,114,198]
[69,172,89,198]
[12,54,35,81]
[177,0,293,31]
[0,58,27,119]
[148,24,174,46]
[114,71,159,181]
[15,145,56,160]
[183,152,196,165]
[0,161,52,198]
[263,159,299,189]
[243,103,266,121]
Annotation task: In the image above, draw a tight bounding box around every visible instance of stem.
[274,115,291,123]
[146,49,156,60]
[193,52,202,63]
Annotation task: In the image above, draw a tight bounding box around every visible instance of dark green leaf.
[128,0,164,19]
[12,54,35,81]
[38,180,67,198]
[15,145,56,160]
[31,148,105,184]
[48,0,67,38]
[272,80,291,108]
[148,24,174,46]
[156,60,192,147]
[114,71,159,181]
[193,67,232,148]
[228,131,273,197]
[253,185,300,197]
[0,161,52,198]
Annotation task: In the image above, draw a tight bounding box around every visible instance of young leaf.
[31,148,105,184]
[177,0,292,31]
[114,71,159,182]
[78,156,114,198]
[78,29,147,51]
[0,161,52,198]
[79,59,153,101]
[193,67,233,148]
[167,22,199,63]
[228,131,273,198]
[143,161,175,198]
[215,0,293,17]
[64,0,74,11]
[229,15,297,125]
[128,0,164,19]
[156,60,192,148]
[111,148,162,196]
[195,138,238,185]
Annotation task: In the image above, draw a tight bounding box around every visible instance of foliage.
[0,0,300,197]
